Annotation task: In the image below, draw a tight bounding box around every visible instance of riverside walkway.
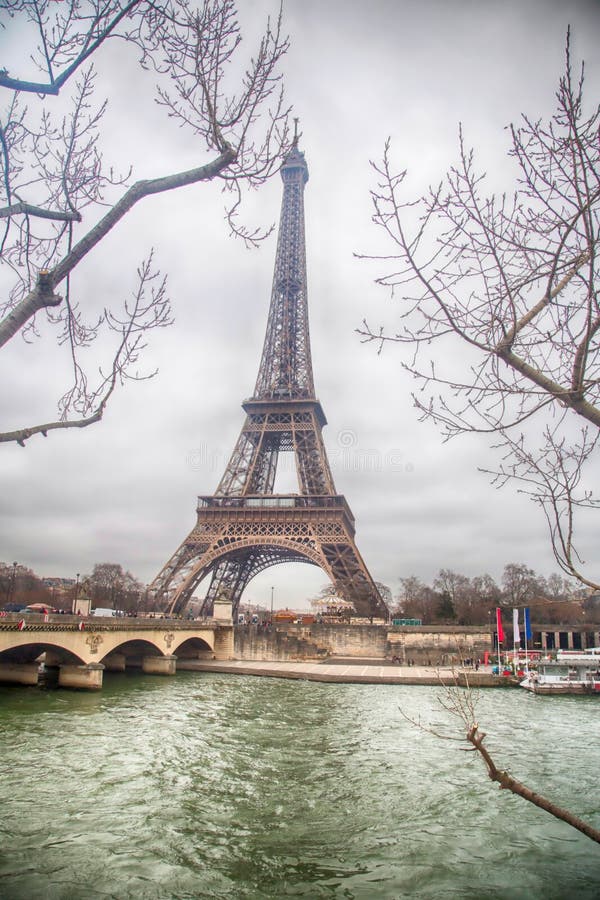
[182,658,516,687]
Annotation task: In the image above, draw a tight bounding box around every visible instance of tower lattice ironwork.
[149,138,388,620]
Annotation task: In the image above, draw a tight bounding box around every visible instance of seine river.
[0,672,599,899]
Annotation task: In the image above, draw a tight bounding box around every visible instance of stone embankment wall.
[234,624,492,664]
[234,625,328,661]
[387,626,491,665]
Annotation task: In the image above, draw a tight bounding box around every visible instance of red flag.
[17,619,25,631]
[496,607,504,643]
[78,621,85,631]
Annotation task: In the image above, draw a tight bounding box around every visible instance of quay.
[179,657,517,687]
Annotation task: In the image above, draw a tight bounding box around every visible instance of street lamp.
[9,561,17,606]
[72,573,80,614]
[270,586,274,621]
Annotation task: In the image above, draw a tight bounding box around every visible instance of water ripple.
[0,675,599,898]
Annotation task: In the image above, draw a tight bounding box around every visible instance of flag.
[78,621,85,631]
[17,619,25,631]
[513,608,520,645]
[524,607,532,642]
[496,607,504,643]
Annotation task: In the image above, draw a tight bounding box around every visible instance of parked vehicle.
[92,607,116,617]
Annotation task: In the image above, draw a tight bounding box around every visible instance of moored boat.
[520,648,600,695]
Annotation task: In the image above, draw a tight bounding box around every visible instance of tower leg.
[151,501,386,620]
[201,551,278,618]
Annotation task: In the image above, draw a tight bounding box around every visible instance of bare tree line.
[0,559,145,612]
[395,562,594,625]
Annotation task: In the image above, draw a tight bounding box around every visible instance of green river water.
[0,672,599,899]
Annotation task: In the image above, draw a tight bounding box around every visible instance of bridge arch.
[172,635,214,659]
[99,637,164,663]
[0,638,85,666]
[168,539,332,614]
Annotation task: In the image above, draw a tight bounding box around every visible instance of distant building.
[42,577,76,588]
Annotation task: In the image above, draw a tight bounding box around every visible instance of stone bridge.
[0,611,234,690]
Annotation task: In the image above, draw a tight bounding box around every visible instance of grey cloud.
[2,0,598,605]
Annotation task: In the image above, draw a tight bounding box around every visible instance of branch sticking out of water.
[401,662,600,846]
[465,722,600,845]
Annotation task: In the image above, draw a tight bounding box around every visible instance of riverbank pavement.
[178,658,518,687]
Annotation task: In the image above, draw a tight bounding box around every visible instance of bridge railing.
[0,613,216,631]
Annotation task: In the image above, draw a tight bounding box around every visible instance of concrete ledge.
[0,662,39,685]
[177,658,216,670]
[102,652,127,672]
[142,654,177,675]
[58,663,104,690]
[185,659,518,687]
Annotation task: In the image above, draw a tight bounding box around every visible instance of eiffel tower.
[150,133,388,621]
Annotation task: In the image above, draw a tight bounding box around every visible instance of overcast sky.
[1,0,599,609]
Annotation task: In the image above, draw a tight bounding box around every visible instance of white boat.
[520,648,600,695]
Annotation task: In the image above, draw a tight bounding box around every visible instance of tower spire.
[253,134,312,400]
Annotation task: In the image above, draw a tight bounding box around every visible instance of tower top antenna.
[280,119,308,183]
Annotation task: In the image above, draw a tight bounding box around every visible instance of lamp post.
[270,586,274,622]
[9,561,17,606]
[73,573,80,614]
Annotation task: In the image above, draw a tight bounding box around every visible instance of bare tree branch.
[402,671,600,845]
[0,147,236,349]
[464,722,600,845]
[359,32,599,589]
[2,251,172,445]
[0,201,82,222]
[0,0,151,95]
[0,1,291,446]
[0,407,106,446]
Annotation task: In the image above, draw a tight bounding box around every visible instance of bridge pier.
[0,662,40,686]
[214,627,234,660]
[44,650,63,667]
[102,652,127,672]
[142,654,177,676]
[213,600,233,623]
[58,663,104,690]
